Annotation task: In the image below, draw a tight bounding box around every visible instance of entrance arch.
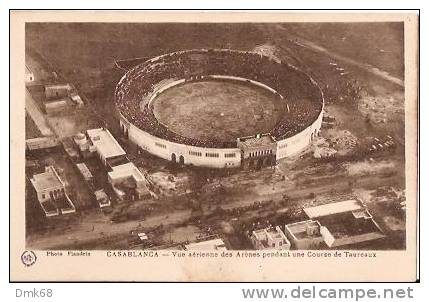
[263,157,269,167]
[179,155,185,165]
[256,158,263,170]
[171,153,177,163]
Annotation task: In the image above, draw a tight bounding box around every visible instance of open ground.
[153,80,285,141]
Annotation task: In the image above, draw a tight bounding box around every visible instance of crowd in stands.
[115,49,323,148]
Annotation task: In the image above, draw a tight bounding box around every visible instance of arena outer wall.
[120,113,242,168]
[116,49,324,169]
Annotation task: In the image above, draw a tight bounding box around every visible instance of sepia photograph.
[10,10,419,282]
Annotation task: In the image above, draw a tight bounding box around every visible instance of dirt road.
[27,208,193,250]
[27,168,401,250]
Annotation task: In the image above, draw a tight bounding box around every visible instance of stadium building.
[115,49,324,169]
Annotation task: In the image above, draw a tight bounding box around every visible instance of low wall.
[148,79,186,106]
[147,75,283,107]
[209,75,283,98]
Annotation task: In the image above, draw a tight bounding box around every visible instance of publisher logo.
[21,251,37,267]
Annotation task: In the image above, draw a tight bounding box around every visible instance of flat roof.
[238,135,275,149]
[286,220,321,235]
[185,238,227,251]
[94,189,108,199]
[71,94,82,101]
[45,98,68,106]
[45,83,71,89]
[31,167,63,192]
[76,163,93,180]
[304,199,365,218]
[87,128,126,159]
[253,227,287,241]
[252,228,269,240]
[318,212,384,239]
[252,227,289,248]
[108,162,145,182]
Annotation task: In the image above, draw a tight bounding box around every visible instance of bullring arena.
[115,49,324,169]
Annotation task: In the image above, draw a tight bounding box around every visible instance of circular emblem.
[21,250,37,267]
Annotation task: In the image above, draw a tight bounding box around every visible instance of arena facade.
[115,49,324,169]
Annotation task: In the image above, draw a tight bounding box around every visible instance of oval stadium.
[115,49,324,169]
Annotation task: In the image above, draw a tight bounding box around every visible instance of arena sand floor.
[152,79,287,142]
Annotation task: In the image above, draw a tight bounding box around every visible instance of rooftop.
[285,220,322,240]
[318,211,383,239]
[252,227,289,248]
[76,163,93,180]
[185,238,227,251]
[45,98,69,106]
[94,189,108,200]
[31,166,64,192]
[108,162,145,183]
[87,128,126,160]
[237,135,275,149]
[45,83,71,90]
[304,199,365,219]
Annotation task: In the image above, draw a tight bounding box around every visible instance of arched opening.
[263,157,269,167]
[272,158,277,166]
[256,158,263,170]
[171,153,177,163]
[311,132,314,141]
[179,155,185,165]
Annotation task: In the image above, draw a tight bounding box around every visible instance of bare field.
[153,80,285,141]
[273,23,404,79]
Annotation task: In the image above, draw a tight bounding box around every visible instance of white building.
[87,128,127,167]
[284,220,326,250]
[185,238,227,251]
[94,189,111,208]
[302,200,385,248]
[250,226,291,250]
[70,92,84,106]
[87,128,150,201]
[30,166,76,217]
[237,134,277,169]
[26,137,59,151]
[108,162,151,200]
[303,199,367,219]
